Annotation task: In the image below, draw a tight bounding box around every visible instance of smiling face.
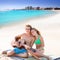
[25,25,32,34]
[25,26,31,33]
[31,29,37,36]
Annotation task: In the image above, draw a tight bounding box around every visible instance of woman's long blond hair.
[32,28,40,35]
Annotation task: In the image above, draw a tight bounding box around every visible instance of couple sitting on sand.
[2,25,49,60]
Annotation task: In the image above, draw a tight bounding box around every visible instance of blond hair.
[32,28,40,35]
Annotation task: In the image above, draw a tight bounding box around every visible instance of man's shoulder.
[21,33,26,36]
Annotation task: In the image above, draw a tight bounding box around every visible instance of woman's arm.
[40,35,44,47]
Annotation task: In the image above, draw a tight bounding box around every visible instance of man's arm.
[30,37,35,48]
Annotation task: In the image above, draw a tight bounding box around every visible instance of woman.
[26,28,50,60]
[31,28,44,52]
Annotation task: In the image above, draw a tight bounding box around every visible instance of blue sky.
[0,0,60,9]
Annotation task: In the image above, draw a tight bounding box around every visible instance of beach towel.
[54,57,60,60]
[0,54,52,60]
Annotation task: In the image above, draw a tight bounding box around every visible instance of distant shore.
[0,8,60,11]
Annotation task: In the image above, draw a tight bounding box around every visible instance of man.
[12,24,35,48]
[2,25,35,57]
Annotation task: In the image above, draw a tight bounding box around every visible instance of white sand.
[0,11,60,58]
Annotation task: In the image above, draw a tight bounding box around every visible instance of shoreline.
[0,10,59,28]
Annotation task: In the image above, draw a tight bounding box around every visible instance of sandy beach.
[0,11,60,59]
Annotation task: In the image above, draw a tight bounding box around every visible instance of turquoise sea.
[0,10,55,26]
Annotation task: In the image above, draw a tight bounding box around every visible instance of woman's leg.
[39,54,50,60]
[29,49,50,60]
[36,49,50,60]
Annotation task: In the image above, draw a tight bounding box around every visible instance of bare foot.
[2,51,7,54]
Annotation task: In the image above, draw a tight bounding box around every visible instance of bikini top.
[34,35,41,44]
